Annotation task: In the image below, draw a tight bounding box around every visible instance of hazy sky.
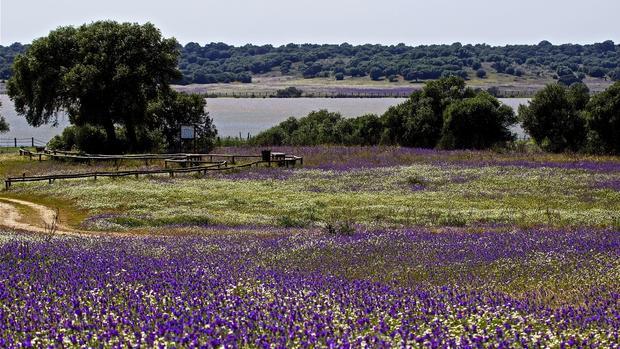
[1,0,619,46]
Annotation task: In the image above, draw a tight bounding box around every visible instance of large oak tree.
[7,21,180,151]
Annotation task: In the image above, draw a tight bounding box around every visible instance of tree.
[519,83,588,152]
[0,117,7,133]
[380,76,476,148]
[338,114,383,145]
[146,90,217,152]
[584,81,620,154]
[608,69,620,81]
[0,101,8,133]
[7,21,180,152]
[275,87,303,98]
[439,92,516,149]
[369,67,383,81]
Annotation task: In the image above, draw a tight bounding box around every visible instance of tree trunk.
[125,122,137,152]
[104,120,117,154]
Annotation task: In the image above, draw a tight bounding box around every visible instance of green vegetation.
[585,82,620,154]
[253,77,516,150]
[7,21,216,154]
[3,148,619,231]
[2,40,619,85]
[253,78,620,155]
[439,93,516,149]
[0,100,7,133]
[519,83,588,152]
[519,81,620,154]
[275,86,304,98]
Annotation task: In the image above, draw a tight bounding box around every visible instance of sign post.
[180,125,196,153]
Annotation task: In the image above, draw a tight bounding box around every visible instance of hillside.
[1,41,619,89]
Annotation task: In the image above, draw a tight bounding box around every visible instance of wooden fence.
[5,149,303,189]
[0,138,48,148]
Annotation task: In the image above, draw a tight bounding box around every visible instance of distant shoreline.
[1,76,613,99]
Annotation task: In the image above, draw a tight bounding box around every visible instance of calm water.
[0,95,529,140]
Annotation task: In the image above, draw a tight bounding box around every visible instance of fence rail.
[5,150,303,189]
[0,138,48,148]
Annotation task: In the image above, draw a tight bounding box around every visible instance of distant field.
[174,73,613,97]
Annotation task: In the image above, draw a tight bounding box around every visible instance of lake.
[0,95,530,141]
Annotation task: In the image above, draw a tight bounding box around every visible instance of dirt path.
[0,198,117,237]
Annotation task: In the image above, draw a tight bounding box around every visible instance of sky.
[1,0,619,46]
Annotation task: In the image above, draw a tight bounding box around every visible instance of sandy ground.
[0,197,120,237]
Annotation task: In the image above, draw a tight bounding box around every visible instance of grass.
[0,146,619,346]
[2,147,619,231]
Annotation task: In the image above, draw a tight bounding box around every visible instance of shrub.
[323,216,356,236]
[382,76,477,148]
[334,72,344,81]
[439,92,517,149]
[74,124,108,154]
[584,81,620,154]
[252,126,287,146]
[275,87,303,98]
[47,126,78,151]
[369,67,383,81]
[0,101,7,133]
[277,215,308,228]
[476,69,487,78]
[0,116,9,133]
[519,83,588,152]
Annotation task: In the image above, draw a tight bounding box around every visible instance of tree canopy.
[584,81,620,154]
[146,90,217,152]
[518,83,588,152]
[439,92,516,149]
[2,40,620,85]
[253,77,517,150]
[7,21,182,152]
[0,100,8,133]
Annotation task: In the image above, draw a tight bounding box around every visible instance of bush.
[369,67,383,81]
[0,101,7,133]
[0,116,8,133]
[252,126,287,146]
[476,69,487,78]
[519,83,588,152]
[384,77,476,148]
[275,87,303,98]
[558,73,582,86]
[439,92,516,149]
[334,72,344,81]
[323,213,356,236]
[584,81,620,154]
[74,124,108,153]
[47,126,78,151]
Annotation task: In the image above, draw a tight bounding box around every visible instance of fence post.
[32,137,34,147]
[14,138,17,148]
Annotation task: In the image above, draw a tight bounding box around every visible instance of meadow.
[0,146,619,347]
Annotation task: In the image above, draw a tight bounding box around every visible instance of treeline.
[253,77,620,155]
[2,40,620,85]
[520,82,620,154]
[253,77,516,150]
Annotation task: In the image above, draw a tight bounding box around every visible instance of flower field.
[0,228,619,347]
[1,146,619,347]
